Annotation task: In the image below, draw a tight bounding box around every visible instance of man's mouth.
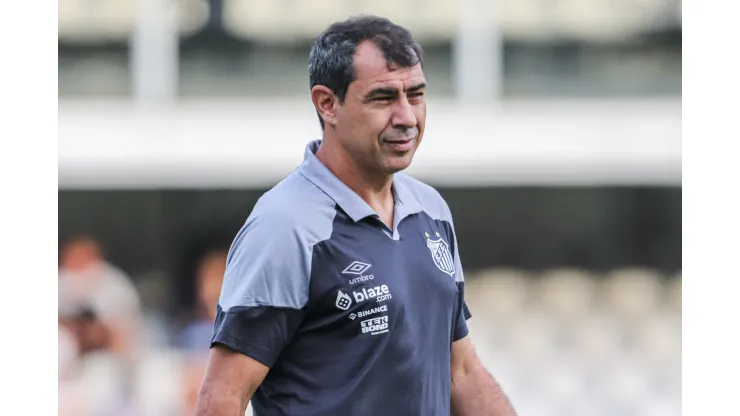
[382,137,416,151]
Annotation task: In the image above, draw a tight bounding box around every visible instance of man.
[58,235,141,357]
[177,250,229,356]
[195,15,517,416]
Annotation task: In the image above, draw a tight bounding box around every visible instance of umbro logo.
[342,261,372,275]
[342,261,375,285]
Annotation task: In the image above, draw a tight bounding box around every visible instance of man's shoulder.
[244,169,337,241]
[395,172,452,221]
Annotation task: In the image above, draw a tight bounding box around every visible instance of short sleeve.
[453,284,472,342]
[210,209,320,367]
[448,205,472,342]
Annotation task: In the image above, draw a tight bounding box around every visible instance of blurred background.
[58,1,681,415]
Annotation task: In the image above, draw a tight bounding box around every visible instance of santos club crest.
[425,232,455,277]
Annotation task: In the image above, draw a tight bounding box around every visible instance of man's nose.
[391,97,417,129]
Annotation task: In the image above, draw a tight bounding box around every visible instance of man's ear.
[311,85,339,128]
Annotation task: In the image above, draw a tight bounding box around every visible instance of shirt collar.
[298,140,423,222]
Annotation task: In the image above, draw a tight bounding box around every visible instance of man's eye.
[374,96,393,102]
[409,92,424,98]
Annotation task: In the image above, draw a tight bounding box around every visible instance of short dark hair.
[308,15,424,129]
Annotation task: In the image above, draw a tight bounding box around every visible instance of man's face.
[334,41,427,175]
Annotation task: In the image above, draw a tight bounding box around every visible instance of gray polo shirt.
[212,139,472,416]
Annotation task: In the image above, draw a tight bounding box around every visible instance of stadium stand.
[58,0,681,42]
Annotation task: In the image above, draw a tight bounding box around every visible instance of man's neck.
[315,140,395,213]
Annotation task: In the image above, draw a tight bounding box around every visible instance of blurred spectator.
[59,324,80,381]
[176,250,227,356]
[58,235,142,357]
[183,358,209,416]
[59,308,111,356]
[175,250,227,416]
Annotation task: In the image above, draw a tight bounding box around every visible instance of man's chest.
[302,213,460,335]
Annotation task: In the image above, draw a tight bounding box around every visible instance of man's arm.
[192,204,320,415]
[450,335,517,416]
[194,344,270,416]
